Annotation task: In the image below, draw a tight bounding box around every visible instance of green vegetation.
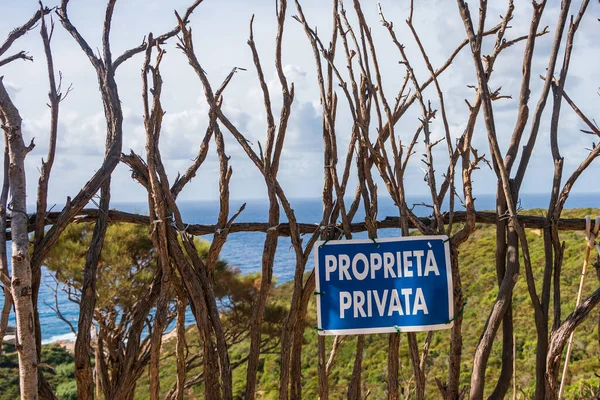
[1,209,599,399]
[0,343,74,400]
[1,222,284,399]
[44,222,157,313]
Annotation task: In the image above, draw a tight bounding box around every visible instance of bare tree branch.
[0,7,51,58]
[0,51,33,68]
[113,0,205,69]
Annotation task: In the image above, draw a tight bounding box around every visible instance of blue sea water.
[5,193,599,343]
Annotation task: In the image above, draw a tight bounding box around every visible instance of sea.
[4,193,598,344]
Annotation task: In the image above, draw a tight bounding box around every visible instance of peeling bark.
[0,77,38,400]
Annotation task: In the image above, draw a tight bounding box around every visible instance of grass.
[1,208,599,399]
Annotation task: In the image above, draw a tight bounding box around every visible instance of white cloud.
[0,0,597,206]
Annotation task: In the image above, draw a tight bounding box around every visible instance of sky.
[0,0,598,207]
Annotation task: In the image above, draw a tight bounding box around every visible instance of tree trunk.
[408,333,425,400]
[387,333,400,400]
[166,229,227,400]
[149,283,169,400]
[447,246,463,400]
[318,335,328,400]
[202,330,221,400]
[291,280,316,400]
[0,77,38,399]
[75,180,110,400]
[245,187,279,399]
[0,284,10,359]
[535,313,549,400]
[471,217,519,400]
[347,335,364,400]
[489,204,516,400]
[546,287,600,399]
[0,134,10,360]
[290,314,305,400]
[175,293,187,400]
[95,331,101,400]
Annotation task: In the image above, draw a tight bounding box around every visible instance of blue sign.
[314,236,453,335]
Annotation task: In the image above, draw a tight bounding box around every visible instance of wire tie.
[443,234,455,243]
[448,301,467,323]
[370,236,380,248]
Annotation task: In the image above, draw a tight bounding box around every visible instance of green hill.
[135,208,600,399]
[2,208,599,399]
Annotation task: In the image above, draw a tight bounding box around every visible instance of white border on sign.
[318,322,453,336]
[313,235,454,336]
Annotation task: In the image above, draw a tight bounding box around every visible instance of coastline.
[24,327,183,354]
[6,201,599,356]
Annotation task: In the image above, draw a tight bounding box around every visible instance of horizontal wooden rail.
[5,209,592,240]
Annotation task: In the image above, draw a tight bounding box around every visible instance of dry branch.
[7,208,594,240]
[0,51,33,68]
[0,6,51,64]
